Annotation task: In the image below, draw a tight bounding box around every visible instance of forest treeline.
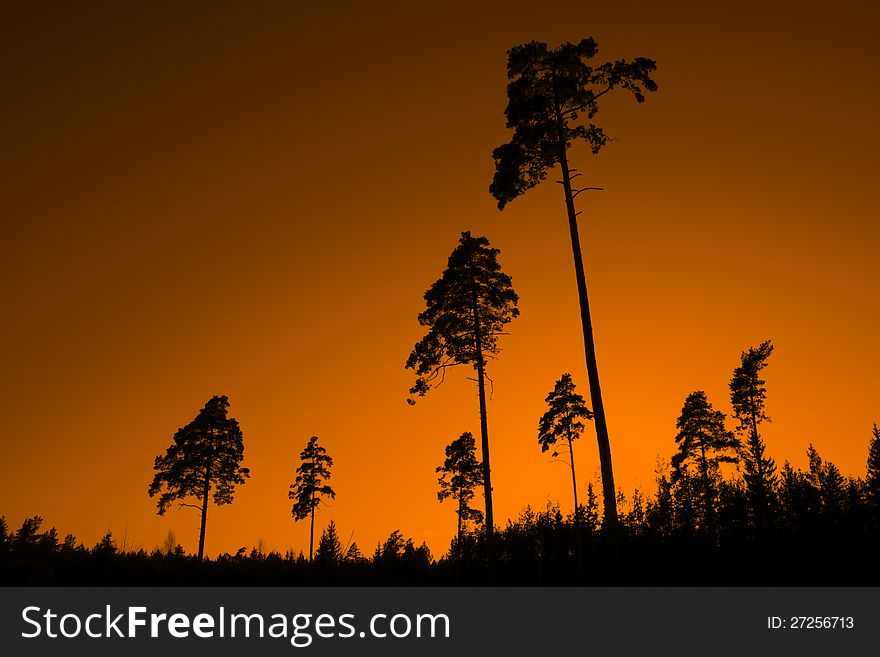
[3,422,879,585]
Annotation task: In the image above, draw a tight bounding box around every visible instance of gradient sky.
[2,1,878,558]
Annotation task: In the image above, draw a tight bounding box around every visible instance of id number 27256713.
[767,616,854,630]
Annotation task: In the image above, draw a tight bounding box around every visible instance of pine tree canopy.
[537,373,592,457]
[490,38,657,210]
[436,432,484,524]
[671,391,739,483]
[730,340,774,434]
[148,395,249,514]
[290,436,335,521]
[406,231,518,402]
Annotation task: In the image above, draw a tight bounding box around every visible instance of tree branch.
[558,85,614,117]
[572,186,604,198]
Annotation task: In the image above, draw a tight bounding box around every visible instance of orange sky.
[2,1,878,559]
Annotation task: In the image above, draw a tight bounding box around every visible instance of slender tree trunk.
[556,140,620,547]
[457,494,463,546]
[198,459,212,560]
[472,291,495,580]
[567,431,584,584]
[456,488,463,585]
[309,492,316,563]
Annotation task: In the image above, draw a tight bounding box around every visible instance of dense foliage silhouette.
[5,427,878,585]
[671,391,739,531]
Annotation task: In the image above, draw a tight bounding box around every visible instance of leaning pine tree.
[407,231,519,567]
[148,395,250,560]
[490,39,657,542]
[729,340,777,580]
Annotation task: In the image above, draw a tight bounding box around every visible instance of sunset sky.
[2,1,878,559]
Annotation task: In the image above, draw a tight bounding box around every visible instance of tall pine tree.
[290,436,335,562]
[148,395,249,559]
[407,231,519,569]
[490,39,657,550]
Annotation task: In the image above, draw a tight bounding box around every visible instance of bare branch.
[484,371,495,401]
[572,186,604,198]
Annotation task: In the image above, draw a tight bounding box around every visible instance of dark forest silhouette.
[4,417,880,585]
[4,337,880,586]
